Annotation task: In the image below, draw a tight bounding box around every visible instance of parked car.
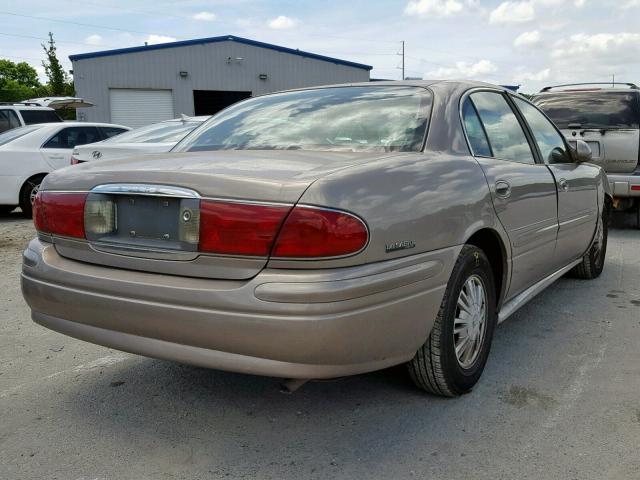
[532,83,640,225]
[0,122,129,216]
[22,81,610,396]
[0,104,63,134]
[70,116,209,165]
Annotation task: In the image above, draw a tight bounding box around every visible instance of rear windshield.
[533,92,640,129]
[105,121,202,144]
[174,86,432,153]
[0,125,43,146]
[19,109,63,125]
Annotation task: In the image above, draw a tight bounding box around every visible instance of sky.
[1,0,639,94]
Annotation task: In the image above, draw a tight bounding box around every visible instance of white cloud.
[267,15,299,29]
[404,0,463,18]
[193,11,216,21]
[514,30,541,48]
[145,34,177,45]
[551,32,640,61]
[513,68,551,82]
[620,0,640,7]
[84,34,102,46]
[574,0,586,6]
[489,2,535,24]
[426,59,498,79]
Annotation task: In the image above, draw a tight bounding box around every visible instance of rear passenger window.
[469,91,535,164]
[462,99,492,157]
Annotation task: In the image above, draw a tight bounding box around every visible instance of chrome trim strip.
[498,259,581,324]
[201,197,294,207]
[91,184,201,198]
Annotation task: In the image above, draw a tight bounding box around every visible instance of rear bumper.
[21,239,456,379]
[607,172,640,198]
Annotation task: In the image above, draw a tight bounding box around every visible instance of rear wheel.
[19,174,46,218]
[570,202,609,279]
[408,245,497,397]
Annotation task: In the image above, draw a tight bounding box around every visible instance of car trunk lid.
[44,150,392,279]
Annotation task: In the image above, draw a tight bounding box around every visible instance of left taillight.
[33,191,87,239]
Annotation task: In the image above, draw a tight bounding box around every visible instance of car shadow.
[0,208,27,222]
[56,279,588,475]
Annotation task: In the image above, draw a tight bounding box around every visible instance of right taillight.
[272,206,368,258]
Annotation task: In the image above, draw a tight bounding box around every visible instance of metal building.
[69,35,372,128]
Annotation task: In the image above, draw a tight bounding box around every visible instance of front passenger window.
[513,98,571,164]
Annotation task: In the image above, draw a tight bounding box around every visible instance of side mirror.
[573,139,592,163]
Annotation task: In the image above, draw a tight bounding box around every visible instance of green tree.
[41,32,73,96]
[0,59,41,102]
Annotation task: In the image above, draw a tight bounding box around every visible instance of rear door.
[41,126,102,169]
[513,97,599,267]
[462,91,559,299]
[533,91,640,174]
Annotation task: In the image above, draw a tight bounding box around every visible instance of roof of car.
[269,79,515,96]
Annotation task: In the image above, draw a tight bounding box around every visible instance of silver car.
[21,81,611,396]
[532,83,640,225]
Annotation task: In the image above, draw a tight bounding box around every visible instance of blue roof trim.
[69,35,373,71]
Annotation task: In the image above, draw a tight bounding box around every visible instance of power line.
[0,31,122,49]
[0,10,185,38]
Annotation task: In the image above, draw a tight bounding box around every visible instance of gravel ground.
[1,209,639,480]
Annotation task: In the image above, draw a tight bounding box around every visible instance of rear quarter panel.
[268,152,506,269]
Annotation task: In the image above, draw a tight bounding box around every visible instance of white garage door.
[109,89,174,128]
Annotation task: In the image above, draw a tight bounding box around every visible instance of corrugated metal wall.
[72,40,370,124]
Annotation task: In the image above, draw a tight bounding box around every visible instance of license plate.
[84,193,200,251]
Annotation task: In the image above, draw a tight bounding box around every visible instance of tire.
[19,175,46,218]
[569,202,609,279]
[408,245,497,397]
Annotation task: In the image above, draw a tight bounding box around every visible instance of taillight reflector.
[198,200,290,256]
[70,156,80,165]
[33,192,87,239]
[631,185,640,191]
[272,206,368,258]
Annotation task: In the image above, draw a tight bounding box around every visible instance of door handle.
[495,180,511,198]
[558,178,569,192]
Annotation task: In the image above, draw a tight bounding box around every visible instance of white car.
[71,116,208,164]
[0,122,129,216]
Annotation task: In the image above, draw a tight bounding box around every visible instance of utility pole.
[612,73,615,87]
[401,41,405,81]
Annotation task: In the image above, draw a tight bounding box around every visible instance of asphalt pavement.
[1,210,639,480]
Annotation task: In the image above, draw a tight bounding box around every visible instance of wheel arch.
[465,228,509,310]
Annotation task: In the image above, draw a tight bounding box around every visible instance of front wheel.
[408,245,497,397]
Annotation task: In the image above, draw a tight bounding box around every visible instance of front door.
[462,92,559,300]
[513,97,599,267]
